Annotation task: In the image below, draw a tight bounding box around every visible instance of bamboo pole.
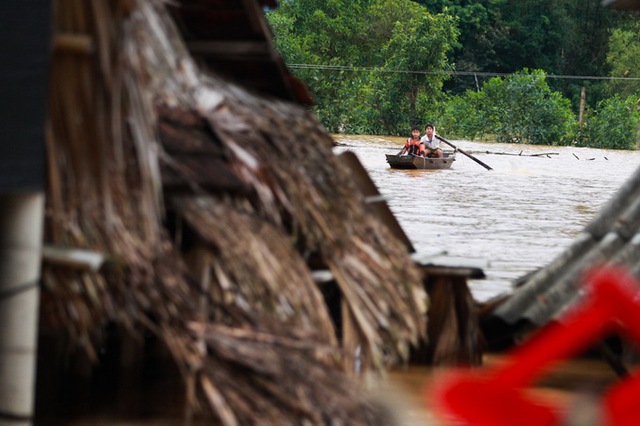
[0,193,44,426]
[53,34,93,54]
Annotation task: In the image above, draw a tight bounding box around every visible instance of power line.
[288,63,640,81]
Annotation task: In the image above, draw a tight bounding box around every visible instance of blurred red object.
[429,266,640,426]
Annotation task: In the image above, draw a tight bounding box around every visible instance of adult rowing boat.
[385,152,456,170]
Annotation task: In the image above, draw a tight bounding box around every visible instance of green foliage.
[442,70,575,145]
[415,0,505,70]
[372,12,458,134]
[266,0,458,135]
[438,92,488,140]
[576,96,640,150]
[498,1,571,73]
[415,0,631,108]
[607,21,640,98]
[267,1,640,150]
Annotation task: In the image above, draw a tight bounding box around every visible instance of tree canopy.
[607,20,640,99]
[268,0,458,134]
[267,0,640,149]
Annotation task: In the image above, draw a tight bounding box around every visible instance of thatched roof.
[167,0,312,104]
[43,0,426,422]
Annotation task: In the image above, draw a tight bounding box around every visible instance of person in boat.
[421,124,443,158]
[399,126,425,156]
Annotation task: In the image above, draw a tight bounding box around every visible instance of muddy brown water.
[334,135,640,302]
[38,136,639,425]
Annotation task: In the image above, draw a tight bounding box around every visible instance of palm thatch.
[42,0,427,422]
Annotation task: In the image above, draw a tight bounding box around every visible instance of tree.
[371,8,457,133]
[415,0,505,69]
[267,0,458,134]
[414,0,631,108]
[414,0,508,93]
[442,70,575,145]
[580,95,640,150]
[548,0,630,110]
[607,20,640,98]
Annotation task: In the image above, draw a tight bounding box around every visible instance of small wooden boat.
[386,152,456,170]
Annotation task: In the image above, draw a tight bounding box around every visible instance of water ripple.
[335,136,640,302]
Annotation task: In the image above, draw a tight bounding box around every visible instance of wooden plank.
[603,0,640,10]
[412,252,488,279]
[420,265,485,279]
[187,40,271,59]
[53,34,93,54]
[170,9,256,41]
[172,0,243,10]
[411,275,484,365]
[242,0,274,35]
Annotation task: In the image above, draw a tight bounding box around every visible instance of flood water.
[42,135,637,426]
[334,135,640,302]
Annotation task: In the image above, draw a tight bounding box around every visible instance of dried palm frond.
[43,0,427,421]
[177,197,337,344]
[180,315,397,425]
[195,78,427,370]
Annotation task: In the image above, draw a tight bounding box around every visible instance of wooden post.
[578,87,587,124]
[0,193,44,426]
[409,259,486,366]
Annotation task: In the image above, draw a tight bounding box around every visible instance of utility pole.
[578,87,586,124]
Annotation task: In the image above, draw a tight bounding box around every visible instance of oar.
[435,135,493,171]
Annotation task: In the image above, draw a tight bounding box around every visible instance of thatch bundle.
[43,0,427,422]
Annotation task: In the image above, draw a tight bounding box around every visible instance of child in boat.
[399,126,425,156]
[421,124,443,158]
